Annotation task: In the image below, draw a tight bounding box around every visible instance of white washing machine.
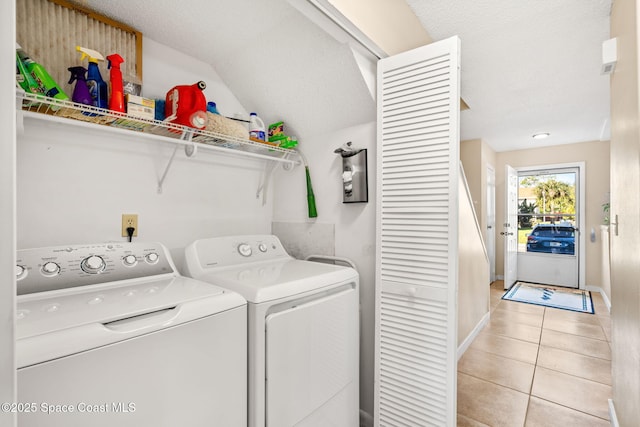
[16,242,247,427]
[184,235,359,427]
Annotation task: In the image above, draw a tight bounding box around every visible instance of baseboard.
[608,399,619,427]
[457,311,490,360]
[585,285,612,313]
[496,274,504,280]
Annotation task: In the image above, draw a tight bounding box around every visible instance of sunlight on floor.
[457,281,611,426]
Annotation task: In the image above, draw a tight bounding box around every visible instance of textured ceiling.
[69,0,611,152]
[70,0,375,138]
[407,0,612,151]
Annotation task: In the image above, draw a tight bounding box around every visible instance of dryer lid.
[194,259,358,303]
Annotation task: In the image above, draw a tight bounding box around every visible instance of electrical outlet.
[121,214,138,237]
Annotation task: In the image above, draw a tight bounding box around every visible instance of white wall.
[457,170,490,350]
[16,37,271,272]
[1,0,16,425]
[272,121,377,418]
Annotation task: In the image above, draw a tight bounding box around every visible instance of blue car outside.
[526,224,575,255]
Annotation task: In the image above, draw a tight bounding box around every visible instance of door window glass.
[517,172,576,255]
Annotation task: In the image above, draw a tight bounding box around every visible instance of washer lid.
[17,275,244,340]
[194,259,358,303]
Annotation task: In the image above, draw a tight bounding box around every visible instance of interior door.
[503,165,518,289]
[486,165,496,282]
[375,36,460,426]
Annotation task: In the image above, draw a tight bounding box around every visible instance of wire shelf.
[17,91,298,164]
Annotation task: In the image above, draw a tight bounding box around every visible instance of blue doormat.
[502,282,594,314]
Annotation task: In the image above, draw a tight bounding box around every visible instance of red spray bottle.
[164,81,208,129]
[106,53,125,113]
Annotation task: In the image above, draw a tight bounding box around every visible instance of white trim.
[496,274,504,280]
[1,0,17,426]
[297,0,387,59]
[515,162,586,289]
[585,286,612,313]
[457,312,490,360]
[608,399,620,427]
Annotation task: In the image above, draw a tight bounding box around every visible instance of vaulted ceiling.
[69,0,611,152]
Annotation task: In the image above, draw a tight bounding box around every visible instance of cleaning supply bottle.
[16,44,68,100]
[106,53,125,113]
[77,46,108,109]
[249,112,266,141]
[67,66,92,106]
[164,81,208,129]
[16,50,40,93]
[206,101,220,115]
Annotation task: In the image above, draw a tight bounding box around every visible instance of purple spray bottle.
[68,66,92,106]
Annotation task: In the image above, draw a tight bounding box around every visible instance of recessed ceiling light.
[532,132,550,140]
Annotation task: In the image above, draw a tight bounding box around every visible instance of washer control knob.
[237,243,252,257]
[123,255,138,267]
[41,262,60,276]
[81,255,106,274]
[145,252,159,264]
[16,265,27,280]
[258,243,267,253]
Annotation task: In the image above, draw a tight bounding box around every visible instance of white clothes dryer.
[16,242,247,427]
[184,235,359,427]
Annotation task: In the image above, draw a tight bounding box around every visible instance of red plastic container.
[164,81,208,129]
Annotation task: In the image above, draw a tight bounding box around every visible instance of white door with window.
[515,165,583,288]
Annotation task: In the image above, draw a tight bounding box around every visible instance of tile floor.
[457,281,612,426]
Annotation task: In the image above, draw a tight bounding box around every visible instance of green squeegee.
[298,149,317,218]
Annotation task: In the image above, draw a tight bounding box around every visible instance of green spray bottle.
[16,43,68,100]
[77,46,108,109]
[16,50,40,93]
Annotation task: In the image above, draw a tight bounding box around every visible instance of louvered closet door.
[375,37,460,427]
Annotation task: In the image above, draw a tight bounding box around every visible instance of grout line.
[532,362,613,387]
[541,325,608,342]
[530,396,612,422]
[535,341,612,362]
[457,370,531,396]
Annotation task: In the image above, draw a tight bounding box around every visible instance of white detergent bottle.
[249,112,266,141]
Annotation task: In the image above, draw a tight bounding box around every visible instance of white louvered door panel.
[375,37,460,427]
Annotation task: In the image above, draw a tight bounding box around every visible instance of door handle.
[610,214,619,236]
[487,225,493,229]
[500,232,514,236]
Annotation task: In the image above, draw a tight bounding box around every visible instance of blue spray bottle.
[76,46,108,109]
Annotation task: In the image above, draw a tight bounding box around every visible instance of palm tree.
[534,179,575,222]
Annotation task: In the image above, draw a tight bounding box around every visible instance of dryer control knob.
[16,265,27,280]
[258,243,267,253]
[41,262,60,276]
[145,252,159,264]
[237,243,252,257]
[123,255,138,267]
[81,255,106,274]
